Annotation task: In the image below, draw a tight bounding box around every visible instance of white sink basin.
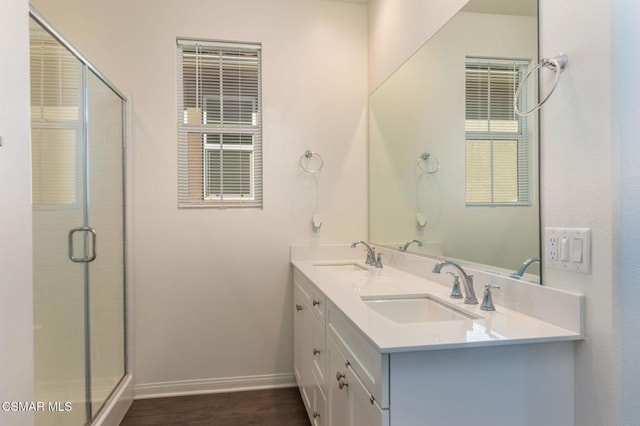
[312,262,369,271]
[362,295,480,323]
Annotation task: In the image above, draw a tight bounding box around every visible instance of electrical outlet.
[545,227,591,274]
[548,235,558,261]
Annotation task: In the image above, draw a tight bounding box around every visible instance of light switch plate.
[545,227,591,274]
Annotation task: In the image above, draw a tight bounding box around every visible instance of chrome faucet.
[432,260,478,304]
[351,240,377,267]
[512,257,540,278]
[399,239,424,252]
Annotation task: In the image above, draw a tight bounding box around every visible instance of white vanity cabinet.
[295,268,389,426]
[292,263,578,426]
[294,270,327,425]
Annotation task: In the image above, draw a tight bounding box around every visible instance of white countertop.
[292,259,583,353]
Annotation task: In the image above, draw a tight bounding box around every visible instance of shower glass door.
[30,14,126,426]
[86,69,126,416]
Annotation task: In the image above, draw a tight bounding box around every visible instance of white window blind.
[30,20,82,207]
[465,58,530,206]
[177,39,262,208]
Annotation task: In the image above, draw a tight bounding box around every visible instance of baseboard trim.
[134,373,297,400]
[93,374,134,426]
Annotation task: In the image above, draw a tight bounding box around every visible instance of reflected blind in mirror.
[29,20,82,207]
[177,39,262,208]
[465,58,530,206]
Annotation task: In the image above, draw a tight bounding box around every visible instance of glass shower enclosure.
[30,12,128,425]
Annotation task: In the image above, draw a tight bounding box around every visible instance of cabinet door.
[327,336,389,426]
[294,284,312,411]
[312,316,327,390]
[347,367,389,426]
[311,376,327,426]
[327,336,350,426]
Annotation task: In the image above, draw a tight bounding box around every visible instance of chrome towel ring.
[514,54,568,116]
[417,152,440,174]
[300,150,324,173]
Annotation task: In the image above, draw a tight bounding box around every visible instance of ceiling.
[462,0,536,16]
[323,0,369,4]
[322,0,535,16]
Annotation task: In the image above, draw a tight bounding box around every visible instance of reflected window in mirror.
[465,58,531,206]
[368,0,540,282]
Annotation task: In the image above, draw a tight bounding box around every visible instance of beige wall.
[0,0,34,425]
[31,0,368,396]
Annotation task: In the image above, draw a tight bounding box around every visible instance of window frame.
[177,39,262,209]
[202,132,256,201]
[464,57,532,207]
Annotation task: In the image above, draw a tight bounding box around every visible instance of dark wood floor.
[120,387,311,426]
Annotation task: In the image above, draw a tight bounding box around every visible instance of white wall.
[129,0,367,395]
[29,0,133,96]
[369,11,539,272]
[0,0,34,425]
[613,0,640,421]
[368,0,468,92]
[130,0,367,394]
[368,0,639,423]
[539,0,620,424]
[31,0,368,396]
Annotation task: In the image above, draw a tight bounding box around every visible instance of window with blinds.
[465,58,530,206]
[177,39,262,208]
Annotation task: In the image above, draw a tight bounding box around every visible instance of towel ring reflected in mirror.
[417,152,440,174]
[300,150,324,173]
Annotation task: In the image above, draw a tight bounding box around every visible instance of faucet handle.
[367,247,377,266]
[446,272,462,299]
[480,283,500,311]
[375,253,383,268]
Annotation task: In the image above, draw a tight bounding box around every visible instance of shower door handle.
[68,226,97,263]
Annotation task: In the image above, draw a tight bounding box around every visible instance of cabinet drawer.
[293,266,326,322]
[311,289,326,323]
[293,267,313,304]
[327,300,389,408]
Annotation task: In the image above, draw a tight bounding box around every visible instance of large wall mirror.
[369,0,541,282]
